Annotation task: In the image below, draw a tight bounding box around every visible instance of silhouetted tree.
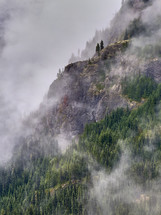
[100,40,104,50]
[96,43,100,55]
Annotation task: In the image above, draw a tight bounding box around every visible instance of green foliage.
[96,43,100,54]
[0,146,89,214]
[122,75,157,102]
[79,108,129,169]
[129,160,159,184]
[1,76,161,214]
[124,18,146,39]
[96,83,104,91]
[80,81,161,172]
[96,40,104,55]
[100,40,104,50]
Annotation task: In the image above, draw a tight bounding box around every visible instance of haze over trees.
[1,0,161,214]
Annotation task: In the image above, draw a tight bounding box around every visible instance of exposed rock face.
[13,0,160,153]
[40,42,132,137]
[29,0,158,139]
[145,60,161,83]
[33,34,161,140]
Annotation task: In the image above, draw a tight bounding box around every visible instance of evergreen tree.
[96,43,100,55]
[100,40,104,50]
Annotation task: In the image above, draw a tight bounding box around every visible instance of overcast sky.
[0,0,121,162]
[0,0,121,113]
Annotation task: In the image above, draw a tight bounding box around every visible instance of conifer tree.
[100,40,104,50]
[96,43,100,55]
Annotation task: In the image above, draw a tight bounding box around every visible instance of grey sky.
[0,0,121,113]
[0,0,121,162]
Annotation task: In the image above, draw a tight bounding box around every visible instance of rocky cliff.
[40,41,130,137]
[23,0,161,144]
[38,42,161,139]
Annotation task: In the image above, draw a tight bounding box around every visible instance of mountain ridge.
[1,0,161,214]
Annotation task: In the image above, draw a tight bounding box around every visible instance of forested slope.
[1,0,161,214]
[0,76,161,214]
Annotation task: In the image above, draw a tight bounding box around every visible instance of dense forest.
[0,75,161,214]
[1,0,161,214]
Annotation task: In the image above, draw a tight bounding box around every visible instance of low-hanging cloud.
[0,0,122,163]
[142,0,161,25]
[87,122,161,215]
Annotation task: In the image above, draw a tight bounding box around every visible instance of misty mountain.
[1,0,161,214]
[69,0,148,63]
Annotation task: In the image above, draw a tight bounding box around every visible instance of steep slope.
[1,0,161,214]
[40,39,161,138]
[44,41,130,137]
[41,0,161,139]
[69,0,152,63]
[1,78,161,214]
